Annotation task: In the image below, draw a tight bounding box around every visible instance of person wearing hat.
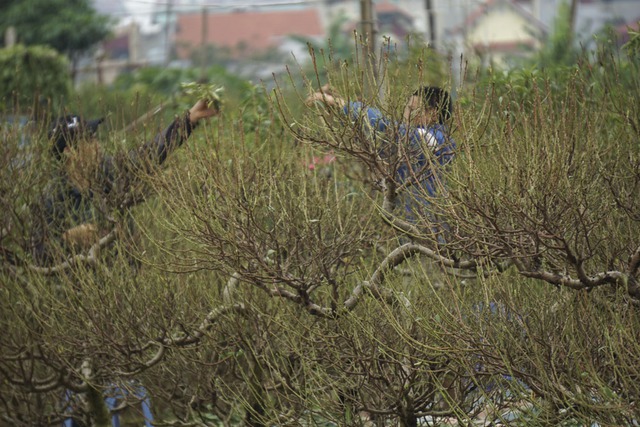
[33,99,219,265]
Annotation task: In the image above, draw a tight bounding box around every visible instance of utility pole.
[360,0,375,58]
[425,0,436,48]
[360,0,376,95]
[4,26,16,47]
[568,0,578,43]
[164,0,173,66]
[200,6,208,81]
[129,22,139,66]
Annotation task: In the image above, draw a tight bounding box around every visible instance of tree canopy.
[0,0,111,60]
[0,44,71,112]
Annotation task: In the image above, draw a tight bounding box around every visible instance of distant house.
[448,0,547,66]
[173,8,325,62]
[103,32,130,60]
[92,0,128,17]
[339,0,418,47]
[375,1,416,40]
[615,19,640,48]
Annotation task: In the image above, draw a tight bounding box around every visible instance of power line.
[108,0,481,15]
[122,0,322,7]
[101,0,324,17]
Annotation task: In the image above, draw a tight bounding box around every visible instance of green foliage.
[291,12,355,64]
[234,83,282,137]
[518,1,579,70]
[384,38,450,95]
[541,1,576,65]
[288,13,357,89]
[112,64,280,136]
[0,0,112,60]
[112,66,197,96]
[69,81,163,121]
[189,43,286,71]
[622,21,640,59]
[0,44,71,112]
[113,65,254,104]
[181,81,224,109]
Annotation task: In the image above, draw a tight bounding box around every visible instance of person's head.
[49,115,104,189]
[49,115,103,161]
[403,86,452,126]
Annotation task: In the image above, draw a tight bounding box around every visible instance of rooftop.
[174,7,325,58]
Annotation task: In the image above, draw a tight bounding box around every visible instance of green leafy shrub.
[623,21,640,59]
[0,44,71,113]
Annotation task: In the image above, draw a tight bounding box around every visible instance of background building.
[88,0,640,83]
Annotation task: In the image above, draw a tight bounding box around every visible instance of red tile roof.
[175,8,325,59]
[375,0,411,17]
[616,19,640,45]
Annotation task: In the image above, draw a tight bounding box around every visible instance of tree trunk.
[568,0,578,43]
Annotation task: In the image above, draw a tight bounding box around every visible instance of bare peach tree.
[1,40,639,427]
[121,43,640,425]
[0,106,242,426]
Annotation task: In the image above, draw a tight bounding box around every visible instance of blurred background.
[2,0,638,87]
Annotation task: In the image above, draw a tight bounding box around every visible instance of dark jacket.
[33,113,197,265]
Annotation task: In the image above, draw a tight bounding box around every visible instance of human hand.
[305,84,345,108]
[189,99,220,124]
[62,223,98,249]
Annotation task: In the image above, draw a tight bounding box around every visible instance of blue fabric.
[343,101,456,217]
[63,384,153,427]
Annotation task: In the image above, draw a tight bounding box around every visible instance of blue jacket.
[344,101,455,216]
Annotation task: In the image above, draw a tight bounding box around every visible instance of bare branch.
[26,228,118,276]
[161,303,246,347]
[629,245,640,278]
[0,365,63,393]
[519,268,625,291]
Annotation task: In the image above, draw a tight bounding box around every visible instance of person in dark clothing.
[33,99,219,265]
[31,99,218,426]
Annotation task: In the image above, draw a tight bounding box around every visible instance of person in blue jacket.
[307,85,455,228]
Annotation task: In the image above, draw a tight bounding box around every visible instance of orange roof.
[175,8,325,59]
[375,0,411,17]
